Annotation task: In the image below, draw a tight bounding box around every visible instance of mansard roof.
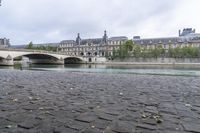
[60,36,129,46]
[33,43,60,47]
[133,37,186,45]
[81,38,102,45]
[184,33,200,37]
[60,40,76,44]
[134,35,200,45]
[109,36,128,41]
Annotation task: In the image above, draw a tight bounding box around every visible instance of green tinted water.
[1,64,200,76]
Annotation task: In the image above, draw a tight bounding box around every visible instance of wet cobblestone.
[0,70,200,133]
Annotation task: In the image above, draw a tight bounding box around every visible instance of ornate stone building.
[0,38,10,48]
[58,31,128,57]
[133,28,200,49]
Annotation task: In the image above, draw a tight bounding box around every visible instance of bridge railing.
[0,48,83,58]
[0,48,65,55]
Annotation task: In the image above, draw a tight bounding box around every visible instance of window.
[174,44,176,48]
[89,58,92,62]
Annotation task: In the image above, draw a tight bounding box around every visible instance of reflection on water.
[1,64,200,76]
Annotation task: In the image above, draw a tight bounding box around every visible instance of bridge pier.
[0,58,14,66]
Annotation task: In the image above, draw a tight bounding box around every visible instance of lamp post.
[0,0,1,6]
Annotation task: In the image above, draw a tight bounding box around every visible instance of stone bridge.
[0,49,84,66]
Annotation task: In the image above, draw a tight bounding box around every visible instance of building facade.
[58,31,128,57]
[0,38,10,48]
[133,28,200,50]
[59,28,200,59]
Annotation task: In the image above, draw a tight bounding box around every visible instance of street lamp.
[0,0,1,6]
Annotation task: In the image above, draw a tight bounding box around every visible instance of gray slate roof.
[81,38,102,45]
[60,40,76,44]
[109,36,128,41]
[133,37,181,45]
[60,36,128,46]
[133,36,200,45]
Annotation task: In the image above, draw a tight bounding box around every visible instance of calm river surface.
[1,64,200,76]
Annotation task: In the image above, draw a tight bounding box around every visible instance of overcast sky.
[0,0,200,45]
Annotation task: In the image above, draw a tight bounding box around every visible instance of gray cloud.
[0,0,199,45]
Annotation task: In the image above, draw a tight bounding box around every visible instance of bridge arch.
[13,53,60,60]
[13,53,63,64]
[0,56,5,63]
[64,57,83,64]
[14,53,59,60]
[0,56,5,59]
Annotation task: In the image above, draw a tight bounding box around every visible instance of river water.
[1,64,200,76]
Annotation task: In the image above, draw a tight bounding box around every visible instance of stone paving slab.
[0,70,200,133]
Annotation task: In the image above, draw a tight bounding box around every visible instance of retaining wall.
[110,58,200,64]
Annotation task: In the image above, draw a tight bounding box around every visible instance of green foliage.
[112,41,200,59]
[151,45,165,58]
[112,40,135,59]
[25,42,57,52]
[168,45,200,58]
[14,56,22,61]
[26,42,33,49]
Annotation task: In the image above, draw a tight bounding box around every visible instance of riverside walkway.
[0,70,200,133]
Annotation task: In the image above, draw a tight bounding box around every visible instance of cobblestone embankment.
[0,70,200,133]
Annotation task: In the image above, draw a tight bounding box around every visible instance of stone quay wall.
[110,57,200,65]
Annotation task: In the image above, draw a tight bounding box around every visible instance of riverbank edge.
[15,60,200,66]
[12,57,200,66]
[86,61,200,66]
[86,57,200,66]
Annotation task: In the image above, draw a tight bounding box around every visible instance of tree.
[168,45,176,58]
[26,42,33,49]
[151,45,165,58]
[114,40,134,58]
[133,44,141,58]
[112,41,200,59]
[25,42,57,52]
[124,40,134,51]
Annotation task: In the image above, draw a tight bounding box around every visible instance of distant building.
[179,28,196,36]
[133,28,200,49]
[0,38,10,48]
[31,43,60,47]
[10,45,27,49]
[58,31,128,57]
